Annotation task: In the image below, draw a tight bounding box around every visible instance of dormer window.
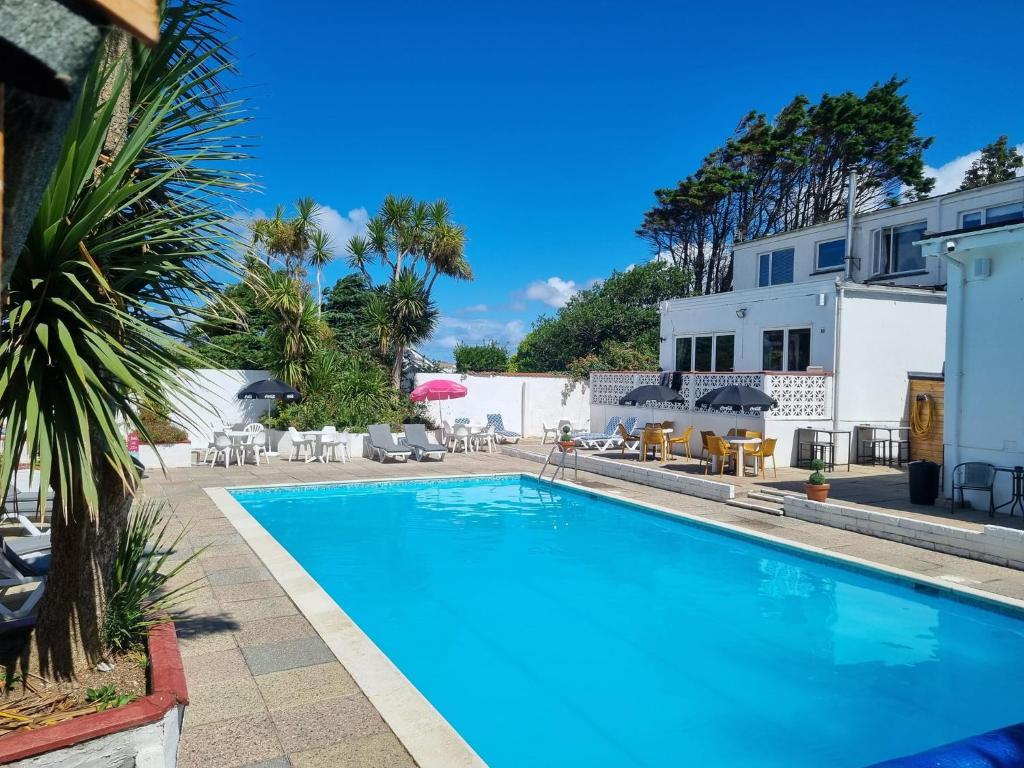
[757,248,794,287]
[960,203,1024,228]
[871,221,927,276]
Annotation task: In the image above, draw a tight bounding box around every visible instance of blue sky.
[227,0,1023,360]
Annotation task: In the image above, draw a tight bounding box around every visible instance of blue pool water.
[232,475,1024,767]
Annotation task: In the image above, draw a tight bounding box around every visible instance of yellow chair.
[746,437,778,478]
[746,430,763,440]
[639,425,666,462]
[704,436,737,476]
[668,425,694,460]
[698,430,715,465]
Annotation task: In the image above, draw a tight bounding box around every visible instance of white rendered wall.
[659,279,838,372]
[166,369,274,449]
[834,290,946,430]
[732,177,1024,291]
[936,227,1024,502]
[411,373,590,437]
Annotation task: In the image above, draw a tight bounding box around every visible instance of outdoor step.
[748,490,803,503]
[726,499,785,517]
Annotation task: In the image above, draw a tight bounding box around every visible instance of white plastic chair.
[286,427,315,462]
[320,426,346,463]
[541,421,559,444]
[450,424,472,453]
[475,425,496,453]
[244,423,264,434]
[209,432,237,468]
[247,430,269,466]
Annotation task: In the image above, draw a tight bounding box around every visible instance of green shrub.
[103,501,204,653]
[454,341,509,372]
[138,401,188,444]
[808,458,827,485]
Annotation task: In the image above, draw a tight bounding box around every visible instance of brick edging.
[0,621,188,763]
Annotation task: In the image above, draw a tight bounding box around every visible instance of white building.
[592,178,1024,468]
[919,219,1024,503]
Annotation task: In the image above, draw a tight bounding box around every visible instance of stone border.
[503,446,735,501]
[785,495,1024,571]
[205,485,488,768]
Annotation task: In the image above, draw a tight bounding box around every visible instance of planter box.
[0,622,189,767]
[136,442,192,469]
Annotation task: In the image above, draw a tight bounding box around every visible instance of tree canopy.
[513,261,691,372]
[959,136,1023,191]
[454,341,509,372]
[638,77,934,294]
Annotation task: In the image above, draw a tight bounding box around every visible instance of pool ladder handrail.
[538,442,578,483]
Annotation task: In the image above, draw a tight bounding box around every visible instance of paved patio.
[143,450,1024,767]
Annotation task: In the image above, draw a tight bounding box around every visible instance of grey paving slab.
[205,565,275,586]
[242,635,337,676]
[255,662,359,710]
[289,732,417,768]
[270,694,390,753]
[177,712,285,768]
[232,614,319,649]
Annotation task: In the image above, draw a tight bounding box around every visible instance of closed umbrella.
[410,379,468,424]
[237,379,301,403]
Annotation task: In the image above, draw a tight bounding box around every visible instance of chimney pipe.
[844,172,857,280]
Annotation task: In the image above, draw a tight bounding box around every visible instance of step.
[726,499,785,517]
[748,490,802,503]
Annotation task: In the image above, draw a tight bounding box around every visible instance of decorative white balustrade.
[589,371,831,420]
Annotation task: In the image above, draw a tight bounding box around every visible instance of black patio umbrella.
[694,384,776,413]
[237,379,301,403]
[619,385,684,406]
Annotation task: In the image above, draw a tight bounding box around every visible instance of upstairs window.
[815,238,846,271]
[763,327,811,371]
[675,334,735,372]
[871,221,927,276]
[959,203,1024,228]
[758,248,794,287]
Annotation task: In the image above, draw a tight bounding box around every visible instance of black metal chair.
[951,462,997,517]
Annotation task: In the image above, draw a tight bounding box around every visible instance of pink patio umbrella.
[410,379,468,425]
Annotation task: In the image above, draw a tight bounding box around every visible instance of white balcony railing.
[589,371,831,420]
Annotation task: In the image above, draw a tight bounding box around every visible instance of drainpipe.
[831,281,844,435]
[844,172,857,280]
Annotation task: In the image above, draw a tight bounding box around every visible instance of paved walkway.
[143,451,1024,767]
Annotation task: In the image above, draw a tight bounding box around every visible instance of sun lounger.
[402,424,447,461]
[367,424,413,462]
[486,414,521,444]
[575,417,623,451]
[0,533,49,630]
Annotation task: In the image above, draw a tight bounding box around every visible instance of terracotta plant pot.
[557,441,576,452]
[805,483,831,502]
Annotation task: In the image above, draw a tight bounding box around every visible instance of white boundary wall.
[412,373,590,437]
[166,368,274,449]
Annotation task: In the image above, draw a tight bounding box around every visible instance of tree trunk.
[31,462,133,680]
[392,342,404,389]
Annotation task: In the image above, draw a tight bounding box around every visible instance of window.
[762,330,784,371]
[787,328,811,371]
[674,334,735,372]
[674,337,692,372]
[959,203,1024,228]
[715,334,735,372]
[762,327,811,371]
[694,336,713,371]
[872,221,927,276]
[815,238,846,271]
[757,248,794,287]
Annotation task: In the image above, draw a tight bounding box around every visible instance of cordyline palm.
[346,195,469,384]
[0,1,249,678]
[250,197,325,280]
[308,228,334,314]
[365,270,439,387]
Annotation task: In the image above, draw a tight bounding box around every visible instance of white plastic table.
[301,430,327,463]
[724,436,762,477]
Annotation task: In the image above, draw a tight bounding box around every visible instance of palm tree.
[345,195,470,385]
[250,197,326,280]
[308,229,334,314]
[0,1,249,679]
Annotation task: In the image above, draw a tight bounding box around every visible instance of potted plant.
[805,458,830,501]
[558,424,576,451]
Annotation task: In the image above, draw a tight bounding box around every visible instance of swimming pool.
[230,474,1024,767]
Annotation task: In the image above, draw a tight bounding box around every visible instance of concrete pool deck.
[143,451,1024,767]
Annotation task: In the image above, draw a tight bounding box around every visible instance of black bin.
[908,460,940,505]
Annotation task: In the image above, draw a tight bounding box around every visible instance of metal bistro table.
[995,466,1024,517]
[856,424,910,466]
[798,427,852,472]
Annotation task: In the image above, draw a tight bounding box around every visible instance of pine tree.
[959,136,1023,190]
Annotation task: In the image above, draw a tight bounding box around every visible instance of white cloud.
[524,276,582,308]
[459,303,490,313]
[316,205,369,248]
[428,316,527,351]
[924,143,1024,195]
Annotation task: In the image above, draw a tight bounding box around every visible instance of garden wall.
[166,369,274,449]
[412,372,590,437]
